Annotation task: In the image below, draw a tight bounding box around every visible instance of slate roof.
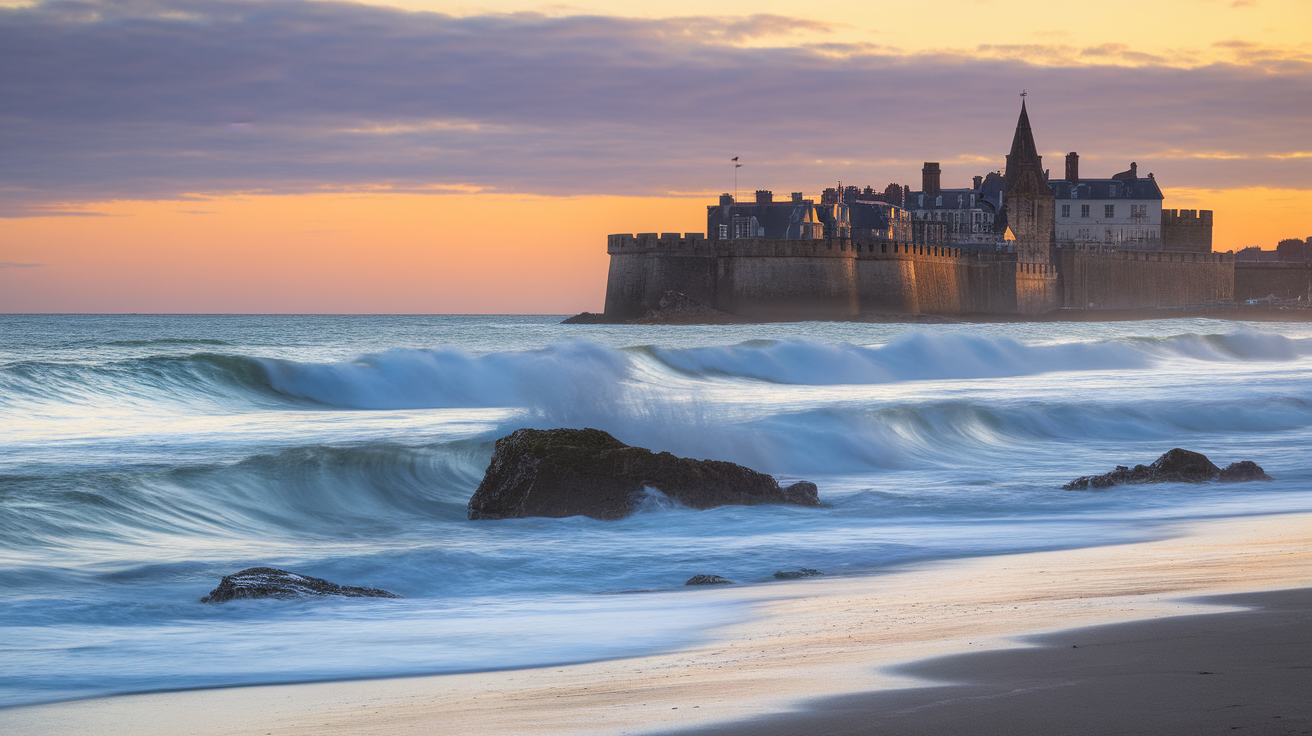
[1003,100,1052,197]
[707,202,818,239]
[906,188,996,212]
[1049,178,1163,200]
[849,201,894,229]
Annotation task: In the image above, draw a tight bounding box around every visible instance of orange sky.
[0,194,705,314]
[4,187,1308,314]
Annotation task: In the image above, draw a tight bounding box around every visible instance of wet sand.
[3,512,1311,736]
[680,587,1312,736]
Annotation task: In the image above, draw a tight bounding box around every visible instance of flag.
[731,157,738,161]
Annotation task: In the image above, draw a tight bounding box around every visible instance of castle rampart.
[1234,262,1312,301]
[1161,209,1213,253]
[603,233,1059,319]
[1052,248,1233,308]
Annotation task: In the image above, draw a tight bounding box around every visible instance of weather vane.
[1020,90,1027,98]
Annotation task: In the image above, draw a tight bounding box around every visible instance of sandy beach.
[4,510,1310,736]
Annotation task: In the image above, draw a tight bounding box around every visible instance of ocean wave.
[1,331,1308,413]
[0,441,490,554]
[641,332,1312,386]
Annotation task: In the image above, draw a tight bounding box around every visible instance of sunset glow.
[2,0,1309,312]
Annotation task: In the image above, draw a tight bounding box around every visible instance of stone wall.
[1161,209,1213,253]
[1235,263,1312,301]
[604,234,1060,318]
[1053,249,1233,308]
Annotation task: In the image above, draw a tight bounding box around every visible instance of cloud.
[0,262,47,268]
[1,0,1310,214]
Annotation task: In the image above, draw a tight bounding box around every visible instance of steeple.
[1004,99,1051,196]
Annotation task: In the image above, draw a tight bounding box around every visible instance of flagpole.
[731,156,740,202]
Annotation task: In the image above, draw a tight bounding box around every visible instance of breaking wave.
[2,331,1309,413]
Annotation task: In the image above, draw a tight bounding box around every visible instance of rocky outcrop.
[634,291,738,325]
[773,568,823,580]
[468,428,820,520]
[1064,449,1272,490]
[200,567,401,603]
[560,311,610,324]
[1218,460,1274,483]
[686,575,733,586]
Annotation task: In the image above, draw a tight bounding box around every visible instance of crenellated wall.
[1052,248,1233,308]
[604,234,1060,318]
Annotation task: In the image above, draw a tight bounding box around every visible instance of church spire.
[1004,98,1050,195]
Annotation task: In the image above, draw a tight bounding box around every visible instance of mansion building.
[1051,156,1164,249]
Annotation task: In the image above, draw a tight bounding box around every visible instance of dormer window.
[935,195,942,206]
[1071,187,1078,199]
[1109,184,1118,198]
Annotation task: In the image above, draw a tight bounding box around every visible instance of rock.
[468,428,821,520]
[773,568,823,580]
[561,311,611,325]
[200,567,401,603]
[1148,448,1221,483]
[1064,449,1271,490]
[632,291,739,325]
[1219,460,1274,483]
[686,574,734,586]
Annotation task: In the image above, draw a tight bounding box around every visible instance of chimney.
[791,192,803,204]
[1065,152,1079,183]
[922,163,941,196]
[755,189,772,204]
[719,193,734,206]
[1128,162,1138,179]
[972,175,983,190]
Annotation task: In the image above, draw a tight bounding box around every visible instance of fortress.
[602,102,1235,321]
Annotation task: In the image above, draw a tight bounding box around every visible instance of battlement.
[1162,209,1214,226]
[1161,209,1214,253]
[606,233,1031,264]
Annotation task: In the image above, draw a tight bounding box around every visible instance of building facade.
[1051,157,1166,250]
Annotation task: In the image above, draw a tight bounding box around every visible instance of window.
[935,195,942,206]
[1104,204,1115,218]
[1109,185,1118,198]
[719,224,728,238]
[1061,204,1071,218]
[1071,187,1078,199]
[1081,204,1090,218]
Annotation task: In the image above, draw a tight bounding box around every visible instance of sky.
[2,0,1310,313]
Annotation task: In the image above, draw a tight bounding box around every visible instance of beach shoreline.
[4,510,1310,736]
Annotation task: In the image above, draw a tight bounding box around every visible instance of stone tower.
[1002,99,1054,263]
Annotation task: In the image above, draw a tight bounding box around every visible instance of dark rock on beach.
[468,427,821,520]
[774,568,824,580]
[200,567,401,603]
[1218,460,1274,483]
[686,574,734,586]
[1063,449,1272,490]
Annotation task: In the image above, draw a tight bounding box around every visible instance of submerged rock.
[686,574,734,586]
[1064,449,1272,490]
[468,428,820,520]
[200,567,401,604]
[1219,460,1274,483]
[773,568,824,580]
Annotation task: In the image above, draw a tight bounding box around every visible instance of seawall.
[1052,249,1233,309]
[604,234,1059,319]
[1235,262,1312,301]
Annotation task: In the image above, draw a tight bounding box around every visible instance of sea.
[2,314,1312,708]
